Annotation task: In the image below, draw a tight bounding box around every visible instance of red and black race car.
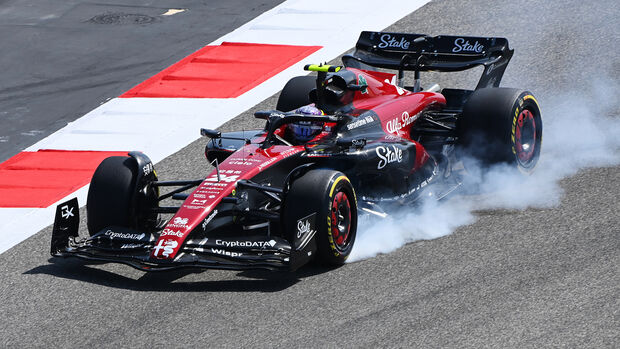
[51,31,542,271]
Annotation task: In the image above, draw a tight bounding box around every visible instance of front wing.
[50,198,314,271]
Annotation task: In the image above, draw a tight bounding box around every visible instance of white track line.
[1,0,431,254]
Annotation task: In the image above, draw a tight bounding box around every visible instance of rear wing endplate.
[343,31,514,89]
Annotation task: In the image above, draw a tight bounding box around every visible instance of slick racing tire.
[457,88,543,173]
[276,76,316,112]
[283,169,357,266]
[87,156,157,236]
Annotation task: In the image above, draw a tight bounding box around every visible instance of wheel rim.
[331,191,352,251]
[515,108,537,165]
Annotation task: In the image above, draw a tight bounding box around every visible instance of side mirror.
[200,128,221,138]
[347,83,368,91]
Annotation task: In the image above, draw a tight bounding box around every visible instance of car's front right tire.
[282,169,357,266]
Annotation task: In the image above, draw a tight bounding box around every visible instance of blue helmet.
[288,105,325,142]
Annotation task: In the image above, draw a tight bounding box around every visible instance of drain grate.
[89,12,156,25]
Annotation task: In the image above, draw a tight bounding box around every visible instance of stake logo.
[452,38,484,53]
[377,34,410,50]
[160,229,184,238]
[296,213,317,239]
[376,145,403,169]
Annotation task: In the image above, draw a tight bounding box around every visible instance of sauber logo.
[153,239,178,258]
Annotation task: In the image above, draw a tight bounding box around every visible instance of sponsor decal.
[121,243,142,249]
[361,165,437,201]
[485,59,507,76]
[384,77,406,95]
[346,115,375,130]
[228,161,254,166]
[205,174,240,183]
[452,38,484,53]
[257,148,301,170]
[281,148,300,157]
[383,134,401,141]
[211,248,242,257]
[193,193,206,199]
[228,157,261,163]
[202,209,218,231]
[142,163,154,176]
[174,217,188,225]
[357,74,368,94]
[376,145,403,169]
[60,205,74,219]
[385,111,420,133]
[105,230,145,240]
[215,239,277,248]
[153,239,178,258]
[167,219,189,228]
[351,138,366,148]
[160,228,184,238]
[296,213,316,239]
[191,198,207,205]
[183,205,204,210]
[378,33,410,50]
[258,158,278,170]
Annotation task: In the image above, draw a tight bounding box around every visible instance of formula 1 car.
[51,31,542,271]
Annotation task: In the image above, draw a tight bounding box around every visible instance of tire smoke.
[349,78,620,262]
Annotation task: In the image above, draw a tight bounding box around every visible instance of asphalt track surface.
[2,0,619,347]
[0,0,284,162]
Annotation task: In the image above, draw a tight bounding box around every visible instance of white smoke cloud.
[349,78,620,262]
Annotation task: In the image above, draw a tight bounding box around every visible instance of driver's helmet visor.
[288,105,325,142]
[289,122,323,141]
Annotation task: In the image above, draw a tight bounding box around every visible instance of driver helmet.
[288,105,325,142]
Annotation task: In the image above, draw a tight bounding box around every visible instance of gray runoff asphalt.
[1,0,619,347]
[0,0,284,163]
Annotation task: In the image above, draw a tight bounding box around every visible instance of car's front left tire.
[87,156,158,236]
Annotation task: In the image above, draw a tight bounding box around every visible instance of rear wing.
[343,31,514,89]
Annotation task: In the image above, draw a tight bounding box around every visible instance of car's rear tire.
[282,169,357,266]
[457,88,543,173]
[87,156,157,236]
[276,76,316,112]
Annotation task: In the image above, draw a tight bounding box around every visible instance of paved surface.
[1,0,619,347]
[0,0,283,162]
